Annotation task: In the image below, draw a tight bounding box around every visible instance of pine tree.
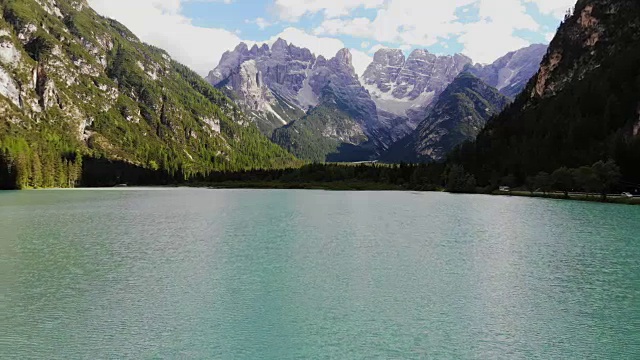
[30,152,43,188]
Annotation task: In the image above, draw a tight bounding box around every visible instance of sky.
[87,0,577,77]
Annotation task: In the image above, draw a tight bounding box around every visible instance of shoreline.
[490,190,640,206]
[198,181,640,205]
[5,183,639,205]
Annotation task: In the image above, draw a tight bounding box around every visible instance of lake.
[1,189,639,359]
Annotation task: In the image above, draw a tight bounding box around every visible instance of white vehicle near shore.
[621,192,634,198]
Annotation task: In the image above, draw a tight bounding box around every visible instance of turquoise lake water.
[1,189,639,359]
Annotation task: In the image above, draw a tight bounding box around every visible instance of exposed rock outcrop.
[362,49,472,140]
[0,65,21,107]
[208,39,385,157]
[469,44,547,99]
[382,73,509,163]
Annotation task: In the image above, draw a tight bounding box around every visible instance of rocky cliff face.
[308,49,380,141]
[469,44,547,98]
[207,40,312,134]
[382,73,509,163]
[208,40,385,161]
[362,49,472,141]
[528,1,628,99]
[209,40,550,162]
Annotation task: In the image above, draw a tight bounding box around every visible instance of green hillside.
[0,0,298,189]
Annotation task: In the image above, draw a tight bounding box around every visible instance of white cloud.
[313,0,549,64]
[544,32,556,42]
[88,0,372,76]
[246,17,273,30]
[273,0,385,22]
[87,0,566,77]
[524,0,576,19]
[368,44,387,54]
[88,0,241,75]
[350,49,373,78]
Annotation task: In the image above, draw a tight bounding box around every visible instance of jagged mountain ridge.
[361,45,546,142]
[209,40,547,163]
[208,39,385,161]
[361,50,473,141]
[450,0,640,185]
[207,40,314,134]
[0,0,298,188]
[468,44,548,99]
[382,73,510,163]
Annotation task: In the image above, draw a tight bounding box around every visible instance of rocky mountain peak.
[361,47,473,141]
[208,39,384,153]
[469,43,547,98]
[271,37,288,52]
[334,48,352,65]
[249,43,266,56]
[382,72,510,163]
[331,48,355,74]
[371,48,405,67]
[406,49,431,61]
[234,42,249,53]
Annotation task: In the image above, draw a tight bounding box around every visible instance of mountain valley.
[208,39,546,163]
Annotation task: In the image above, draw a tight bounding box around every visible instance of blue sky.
[183,0,561,52]
[88,0,577,76]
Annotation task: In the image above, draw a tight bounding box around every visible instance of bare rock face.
[527,1,625,100]
[210,40,549,159]
[0,40,21,68]
[362,49,472,141]
[227,60,275,113]
[469,44,547,99]
[32,65,61,110]
[308,49,380,135]
[207,39,316,110]
[206,43,253,86]
[0,65,20,107]
[382,73,510,163]
[207,39,383,146]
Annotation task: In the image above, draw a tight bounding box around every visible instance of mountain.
[360,44,545,143]
[208,40,386,161]
[208,40,549,163]
[0,0,298,189]
[450,0,640,185]
[361,49,473,141]
[206,40,312,135]
[271,91,372,163]
[383,73,510,163]
[468,44,548,98]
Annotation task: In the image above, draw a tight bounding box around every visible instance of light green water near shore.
[1,189,639,359]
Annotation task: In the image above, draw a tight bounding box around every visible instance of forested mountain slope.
[450,0,640,186]
[0,0,297,189]
[383,73,509,163]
